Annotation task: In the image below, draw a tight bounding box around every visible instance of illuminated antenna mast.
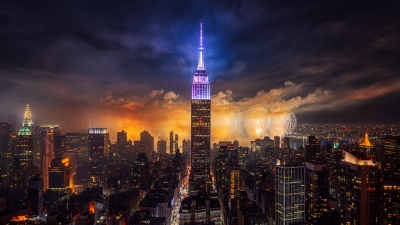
[197,21,205,70]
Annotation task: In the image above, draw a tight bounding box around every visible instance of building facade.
[190,22,211,195]
[88,128,109,189]
[275,161,305,225]
[338,151,382,225]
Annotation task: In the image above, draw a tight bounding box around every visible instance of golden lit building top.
[360,132,372,147]
[23,104,34,126]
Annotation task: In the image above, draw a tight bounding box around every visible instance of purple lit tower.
[190,22,211,195]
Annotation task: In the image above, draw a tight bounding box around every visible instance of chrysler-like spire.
[197,22,205,70]
[23,104,34,126]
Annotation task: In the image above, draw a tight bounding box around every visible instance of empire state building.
[190,22,211,195]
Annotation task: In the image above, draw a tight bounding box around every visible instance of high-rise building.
[175,133,179,152]
[49,158,72,192]
[0,122,12,186]
[116,130,133,165]
[305,162,329,224]
[384,135,400,177]
[190,22,211,195]
[170,131,174,154]
[140,130,154,156]
[382,176,400,224]
[9,157,27,189]
[338,151,382,225]
[283,137,290,149]
[274,136,280,149]
[42,127,57,191]
[182,139,190,157]
[157,139,167,155]
[16,126,33,169]
[305,136,321,163]
[228,148,241,217]
[65,131,88,184]
[275,160,305,225]
[27,174,43,216]
[88,128,109,188]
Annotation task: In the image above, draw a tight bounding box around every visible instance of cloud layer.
[1,0,400,144]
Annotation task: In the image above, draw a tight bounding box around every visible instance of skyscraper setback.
[190,22,211,195]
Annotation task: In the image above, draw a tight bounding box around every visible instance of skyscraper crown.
[23,104,34,126]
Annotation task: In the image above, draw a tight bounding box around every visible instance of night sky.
[0,1,399,140]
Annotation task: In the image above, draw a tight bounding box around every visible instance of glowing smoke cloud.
[95,87,297,145]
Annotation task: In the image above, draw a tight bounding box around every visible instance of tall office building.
[0,122,12,186]
[88,128,109,188]
[170,131,174,154]
[175,133,179,152]
[275,160,305,225]
[305,163,329,223]
[27,174,44,216]
[338,151,382,225]
[65,131,88,184]
[9,157,27,189]
[228,148,241,217]
[305,136,321,163]
[383,135,400,177]
[274,136,280,149]
[16,126,33,169]
[42,127,57,191]
[157,139,167,155]
[283,137,290,149]
[49,158,72,192]
[140,130,154,156]
[116,130,132,165]
[190,22,211,195]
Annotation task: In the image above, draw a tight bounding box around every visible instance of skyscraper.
[42,127,57,191]
[170,131,174,154]
[140,130,154,156]
[27,174,43,216]
[0,122,12,187]
[88,128,109,188]
[338,151,382,225]
[157,139,167,155]
[22,104,34,127]
[190,22,211,195]
[275,160,305,225]
[305,136,321,163]
[305,163,329,224]
[384,135,400,177]
[48,158,72,192]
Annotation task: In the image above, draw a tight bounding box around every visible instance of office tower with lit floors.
[190,21,211,196]
[180,22,222,225]
[275,160,305,225]
[88,128,109,189]
[338,151,382,225]
[0,122,12,187]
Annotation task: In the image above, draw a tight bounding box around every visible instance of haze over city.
[1,0,399,143]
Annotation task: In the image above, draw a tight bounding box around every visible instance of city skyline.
[0,1,399,143]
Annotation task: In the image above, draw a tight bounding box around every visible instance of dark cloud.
[0,0,399,140]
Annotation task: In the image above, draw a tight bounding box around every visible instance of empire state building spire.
[192,21,210,100]
[197,22,205,70]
